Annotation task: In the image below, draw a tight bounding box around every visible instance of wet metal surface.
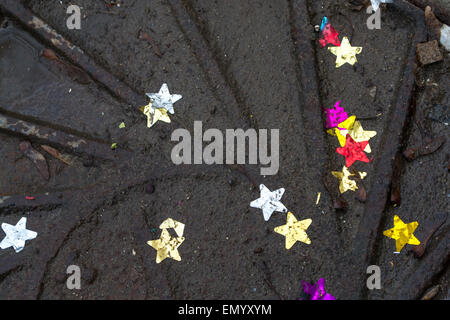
[0,0,447,299]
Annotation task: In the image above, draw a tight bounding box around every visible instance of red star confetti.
[319,22,341,48]
[336,135,370,168]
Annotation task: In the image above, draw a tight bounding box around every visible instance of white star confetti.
[250,184,288,221]
[0,217,37,253]
[146,83,182,115]
[370,0,393,12]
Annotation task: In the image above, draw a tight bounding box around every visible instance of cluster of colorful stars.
[323,100,375,192]
[250,184,312,249]
[139,83,182,128]
[249,185,333,299]
[319,16,362,68]
[319,16,421,257]
[2,2,424,301]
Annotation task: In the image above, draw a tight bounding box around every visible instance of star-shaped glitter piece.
[383,215,420,253]
[328,37,362,68]
[302,278,336,300]
[336,135,370,168]
[370,0,394,12]
[319,22,341,48]
[0,217,37,253]
[324,101,348,128]
[274,212,311,249]
[348,121,377,153]
[328,115,356,146]
[250,184,288,221]
[148,228,185,263]
[146,83,182,114]
[331,166,358,194]
[159,218,185,238]
[139,102,171,128]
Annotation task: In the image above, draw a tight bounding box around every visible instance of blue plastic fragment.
[320,16,328,31]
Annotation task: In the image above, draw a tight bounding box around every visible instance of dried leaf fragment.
[421,285,440,300]
[41,145,73,166]
[403,136,445,161]
[19,141,49,180]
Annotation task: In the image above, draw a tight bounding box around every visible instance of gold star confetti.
[148,228,185,263]
[328,37,362,68]
[348,121,377,153]
[359,171,367,179]
[331,166,358,193]
[327,116,356,147]
[274,212,311,249]
[383,215,420,253]
[139,102,171,128]
[159,218,185,238]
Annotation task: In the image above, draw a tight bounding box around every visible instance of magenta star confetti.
[324,101,348,128]
[319,20,341,48]
[301,278,336,300]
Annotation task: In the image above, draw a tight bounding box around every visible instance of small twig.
[255,261,284,300]
[264,278,284,300]
[138,29,162,58]
[357,113,382,120]
[410,213,447,258]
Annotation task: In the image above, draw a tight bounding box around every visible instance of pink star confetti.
[301,278,336,300]
[319,22,341,48]
[324,101,348,128]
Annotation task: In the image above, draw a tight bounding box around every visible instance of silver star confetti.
[250,184,288,221]
[0,217,37,253]
[146,83,182,115]
[370,0,393,12]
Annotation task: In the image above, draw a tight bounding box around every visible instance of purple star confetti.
[301,278,336,300]
[324,101,348,128]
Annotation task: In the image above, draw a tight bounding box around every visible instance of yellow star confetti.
[331,166,358,193]
[348,121,377,153]
[328,37,362,68]
[327,116,356,147]
[148,228,185,263]
[359,171,367,179]
[383,215,420,252]
[274,212,311,249]
[139,102,171,128]
[159,218,185,238]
